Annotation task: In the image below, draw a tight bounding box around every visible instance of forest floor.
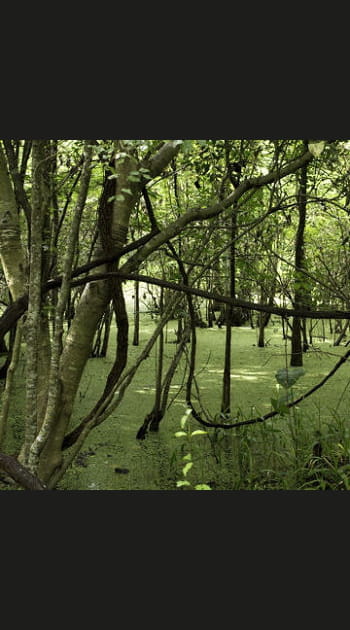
[3,310,350,490]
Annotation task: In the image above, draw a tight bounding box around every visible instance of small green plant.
[271,366,306,414]
[174,408,212,490]
[271,366,307,478]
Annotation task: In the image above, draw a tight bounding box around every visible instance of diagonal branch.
[122,147,314,273]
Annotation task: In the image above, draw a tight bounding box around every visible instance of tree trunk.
[0,320,23,449]
[27,142,93,474]
[101,304,113,357]
[291,141,308,367]
[257,312,271,347]
[22,140,50,465]
[38,141,181,484]
[221,211,236,414]
[0,144,27,300]
[333,320,349,346]
[132,278,140,346]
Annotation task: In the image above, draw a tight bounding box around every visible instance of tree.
[0,139,322,489]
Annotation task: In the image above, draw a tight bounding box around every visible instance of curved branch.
[2,265,350,340]
[188,345,350,430]
[70,272,350,321]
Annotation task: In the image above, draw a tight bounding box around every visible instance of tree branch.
[122,148,314,273]
[188,345,350,430]
[69,271,350,321]
[145,140,183,178]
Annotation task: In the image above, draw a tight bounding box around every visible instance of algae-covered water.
[2,303,350,490]
[57,314,350,490]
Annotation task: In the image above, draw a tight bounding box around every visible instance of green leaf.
[176,480,191,488]
[271,398,279,412]
[121,188,133,195]
[190,430,208,437]
[174,431,187,438]
[181,140,192,154]
[278,403,290,416]
[182,462,194,477]
[182,453,192,461]
[270,397,290,416]
[171,140,183,149]
[194,484,212,490]
[127,175,141,182]
[116,194,125,202]
[107,196,116,203]
[275,367,305,388]
[308,141,326,158]
[139,167,152,180]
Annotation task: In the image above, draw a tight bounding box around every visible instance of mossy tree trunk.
[38,141,182,484]
[22,140,50,465]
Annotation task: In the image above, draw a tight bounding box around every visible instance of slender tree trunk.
[257,311,271,347]
[0,319,23,449]
[132,278,140,346]
[136,321,191,439]
[257,290,270,347]
[221,211,236,414]
[301,318,309,352]
[154,288,164,415]
[2,139,32,241]
[136,287,168,437]
[22,140,50,465]
[0,144,27,300]
[28,142,93,474]
[0,322,16,380]
[101,304,113,356]
[257,283,275,347]
[291,141,308,367]
[92,305,112,357]
[334,320,349,346]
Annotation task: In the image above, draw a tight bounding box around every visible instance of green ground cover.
[3,314,350,490]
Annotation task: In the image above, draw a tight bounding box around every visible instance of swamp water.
[2,307,350,490]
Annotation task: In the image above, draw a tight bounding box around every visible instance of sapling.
[174,407,212,490]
